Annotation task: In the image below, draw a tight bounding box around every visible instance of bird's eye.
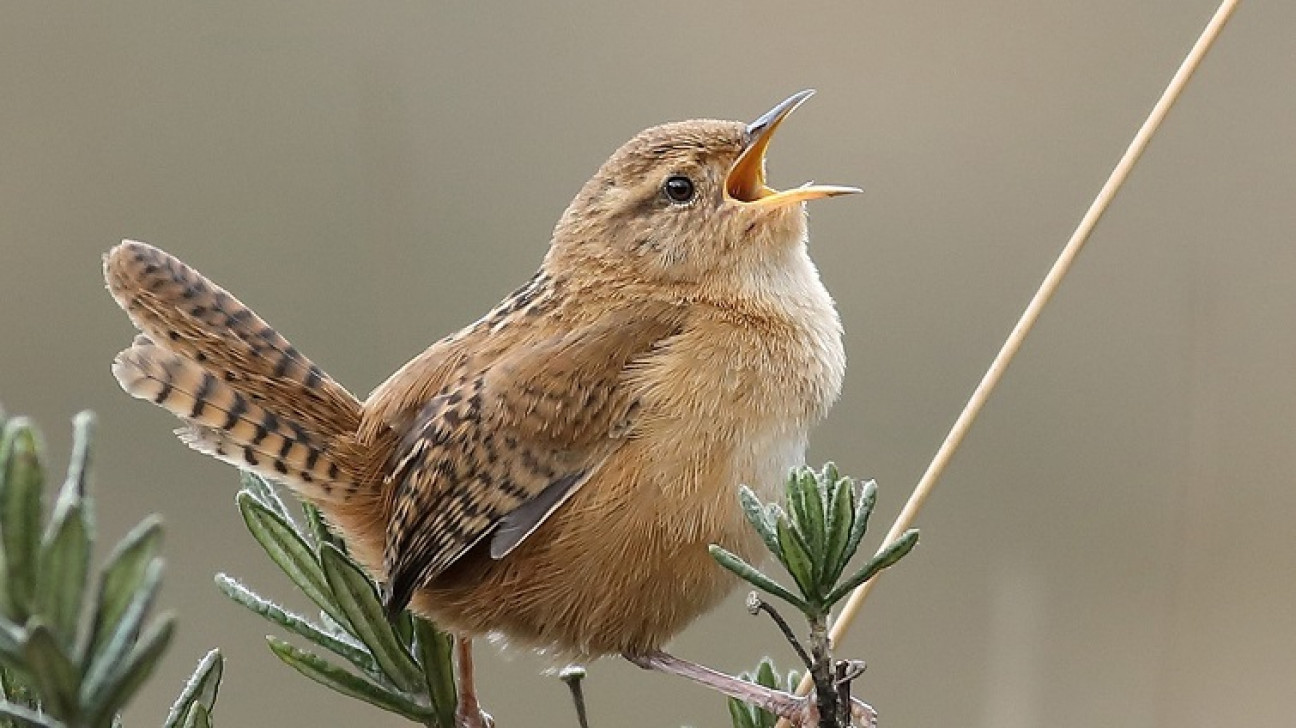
[662,175,696,204]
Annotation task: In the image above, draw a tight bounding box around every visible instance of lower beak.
[725,90,862,208]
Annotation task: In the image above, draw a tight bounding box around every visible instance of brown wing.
[381,305,683,614]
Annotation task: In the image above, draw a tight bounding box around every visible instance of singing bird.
[105,90,859,725]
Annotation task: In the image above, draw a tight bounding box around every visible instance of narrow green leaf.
[20,623,79,721]
[162,649,223,728]
[214,574,375,675]
[82,559,164,710]
[391,609,415,648]
[708,545,807,612]
[736,486,780,557]
[774,517,819,605]
[82,613,174,728]
[35,501,90,650]
[1,421,45,622]
[88,516,163,656]
[180,699,209,725]
[302,502,326,546]
[303,502,347,555]
[61,412,95,502]
[0,700,65,728]
[317,610,353,641]
[413,618,456,728]
[239,472,291,525]
[820,474,855,587]
[266,637,435,722]
[763,504,786,546]
[825,529,920,607]
[793,468,828,569]
[236,492,347,627]
[318,545,423,693]
[821,470,840,517]
[784,470,814,554]
[180,703,211,728]
[735,663,779,728]
[818,462,841,489]
[754,657,778,689]
[727,697,757,728]
[839,480,878,579]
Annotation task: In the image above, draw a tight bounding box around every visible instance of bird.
[104,90,859,726]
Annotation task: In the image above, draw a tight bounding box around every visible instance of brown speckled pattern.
[103,112,846,661]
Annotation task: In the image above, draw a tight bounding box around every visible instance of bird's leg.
[626,650,806,720]
[625,650,877,727]
[454,637,494,728]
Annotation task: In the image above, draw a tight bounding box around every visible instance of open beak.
[725,89,862,208]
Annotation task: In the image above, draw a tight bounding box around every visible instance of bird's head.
[549,90,859,288]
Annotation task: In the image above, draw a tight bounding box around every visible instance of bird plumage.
[105,96,851,661]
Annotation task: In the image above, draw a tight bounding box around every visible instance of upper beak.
[725,89,862,207]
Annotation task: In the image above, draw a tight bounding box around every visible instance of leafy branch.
[0,407,914,728]
[215,474,457,728]
[711,464,918,728]
[0,409,220,728]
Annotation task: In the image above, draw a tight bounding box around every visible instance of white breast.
[628,242,845,512]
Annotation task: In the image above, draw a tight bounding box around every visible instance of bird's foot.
[625,650,876,727]
[455,704,494,728]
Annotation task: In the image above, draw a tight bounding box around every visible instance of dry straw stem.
[782,0,1243,715]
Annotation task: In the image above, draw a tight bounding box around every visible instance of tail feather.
[112,342,357,499]
[104,240,369,504]
[103,240,359,436]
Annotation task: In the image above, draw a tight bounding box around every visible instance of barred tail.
[104,240,365,503]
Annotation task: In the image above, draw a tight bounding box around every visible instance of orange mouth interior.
[725,90,861,207]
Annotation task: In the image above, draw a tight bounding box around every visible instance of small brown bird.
[105,90,858,725]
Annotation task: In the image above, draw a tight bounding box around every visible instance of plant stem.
[560,666,590,728]
[806,615,836,728]
[833,661,851,728]
[748,594,813,671]
[780,0,1246,721]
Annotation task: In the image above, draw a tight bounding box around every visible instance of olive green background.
[3,2,1293,726]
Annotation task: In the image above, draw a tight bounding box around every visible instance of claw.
[789,694,877,727]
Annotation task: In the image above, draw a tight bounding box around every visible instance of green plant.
[0,410,221,728]
[711,464,919,728]
[215,474,457,728]
[724,658,802,728]
[0,407,910,728]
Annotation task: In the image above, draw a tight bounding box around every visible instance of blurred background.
[3,1,1293,726]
